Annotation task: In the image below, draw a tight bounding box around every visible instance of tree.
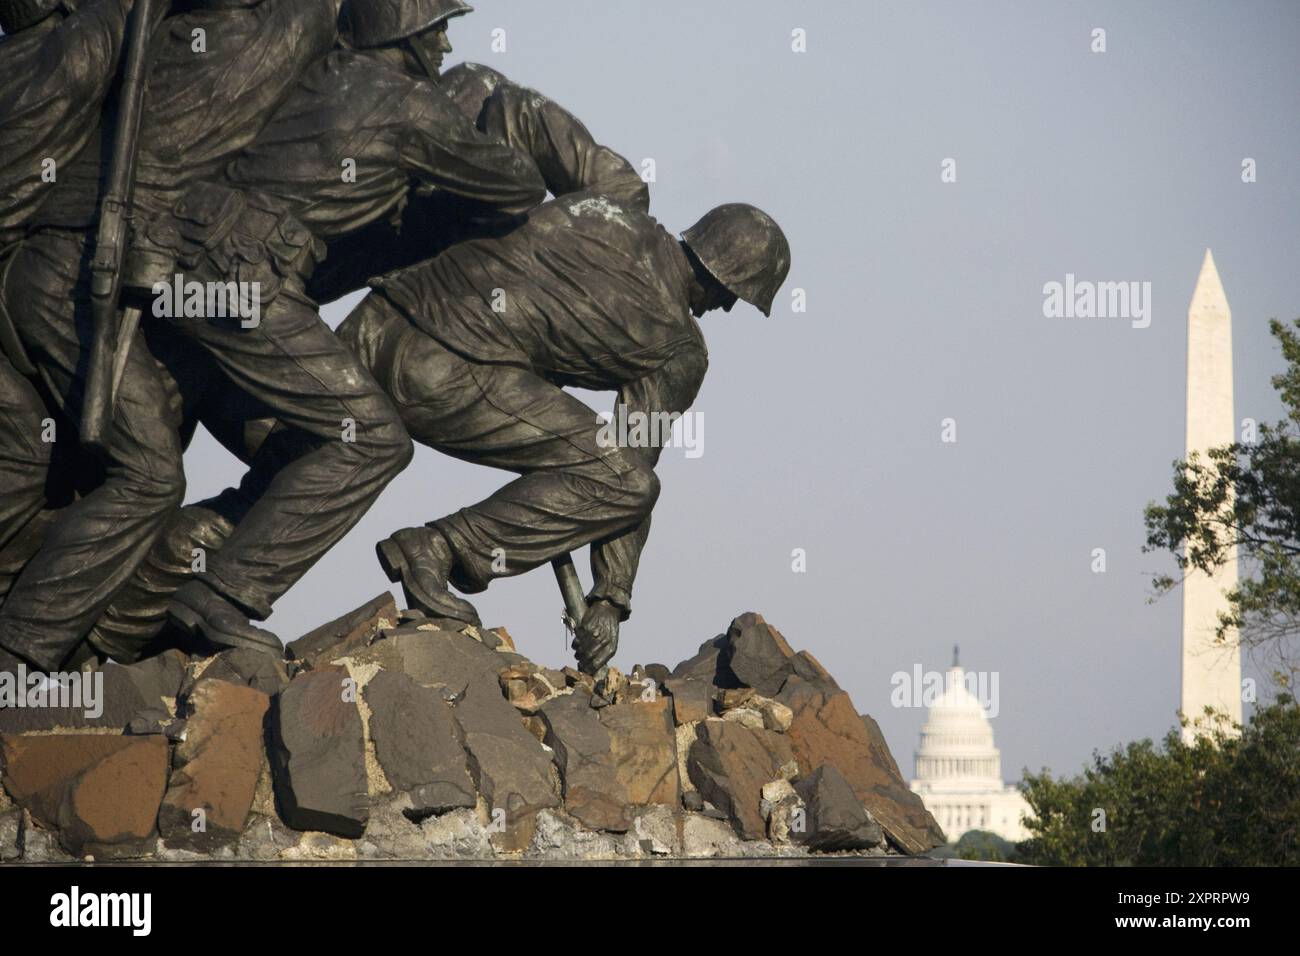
[1017,697,1300,866]
[1145,317,1300,683]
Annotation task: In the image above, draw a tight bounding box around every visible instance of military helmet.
[0,0,69,33]
[681,204,791,317]
[346,0,472,48]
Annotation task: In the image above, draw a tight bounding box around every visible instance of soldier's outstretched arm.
[587,345,709,621]
[479,80,649,211]
[441,63,649,211]
[401,86,547,217]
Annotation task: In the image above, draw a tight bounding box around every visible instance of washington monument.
[1180,249,1243,742]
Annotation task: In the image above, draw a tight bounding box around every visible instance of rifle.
[80,0,159,453]
[552,552,588,633]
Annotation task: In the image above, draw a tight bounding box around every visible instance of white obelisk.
[1181,249,1242,742]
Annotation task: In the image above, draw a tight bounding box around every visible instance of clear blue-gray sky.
[183,0,1300,781]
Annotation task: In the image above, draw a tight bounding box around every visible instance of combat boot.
[376,527,481,626]
[167,581,282,656]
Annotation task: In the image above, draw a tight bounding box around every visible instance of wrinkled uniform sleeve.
[588,344,708,617]
[398,86,546,217]
[0,0,132,233]
[479,81,650,211]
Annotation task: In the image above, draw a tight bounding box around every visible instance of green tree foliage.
[1145,318,1300,681]
[1017,697,1300,865]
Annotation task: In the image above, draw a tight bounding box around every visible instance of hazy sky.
[181,0,1300,781]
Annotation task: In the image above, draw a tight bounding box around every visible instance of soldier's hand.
[573,599,620,675]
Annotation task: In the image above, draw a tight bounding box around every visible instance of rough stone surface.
[0,808,19,861]
[686,719,796,840]
[793,764,884,851]
[269,665,368,838]
[191,648,289,697]
[539,692,624,830]
[761,778,804,844]
[598,697,679,809]
[0,733,167,855]
[344,628,524,696]
[778,675,943,853]
[454,671,559,851]
[159,678,270,852]
[0,652,185,734]
[0,608,928,862]
[285,592,398,667]
[540,694,677,832]
[725,612,798,696]
[363,669,475,817]
[670,634,739,686]
[664,677,713,724]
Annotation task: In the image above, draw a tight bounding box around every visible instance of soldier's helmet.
[0,0,70,33]
[681,204,791,317]
[345,0,473,48]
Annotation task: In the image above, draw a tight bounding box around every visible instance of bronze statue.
[349,196,790,671]
[0,0,791,677]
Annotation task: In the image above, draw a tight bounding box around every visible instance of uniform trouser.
[336,295,659,594]
[152,277,412,620]
[0,356,50,557]
[0,229,187,670]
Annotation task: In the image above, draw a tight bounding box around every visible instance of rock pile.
[0,599,943,861]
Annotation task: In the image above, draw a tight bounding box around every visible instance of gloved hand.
[573,598,620,675]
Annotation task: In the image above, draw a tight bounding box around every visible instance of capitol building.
[909,652,1031,843]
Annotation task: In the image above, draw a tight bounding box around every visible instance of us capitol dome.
[909,649,1031,843]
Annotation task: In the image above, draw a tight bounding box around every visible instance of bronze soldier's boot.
[166,581,282,657]
[376,527,481,626]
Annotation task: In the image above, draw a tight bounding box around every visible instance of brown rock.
[777,675,943,853]
[488,626,516,651]
[686,719,796,840]
[718,687,756,710]
[664,677,713,724]
[0,734,168,855]
[159,678,270,852]
[538,694,678,833]
[599,697,679,809]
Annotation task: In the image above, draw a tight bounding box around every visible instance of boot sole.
[374,538,481,627]
[166,599,282,656]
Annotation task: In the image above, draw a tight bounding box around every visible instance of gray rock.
[344,628,525,697]
[0,808,19,861]
[539,692,625,831]
[236,813,301,861]
[793,764,885,851]
[724,612,797,697]
[525,808,623,860]
[357,794,434,859]
[452,671,560,851]
[420,807,495,859]
[269,665,368,838]
[190,647,289,697]
[285,592,397,667]
[363,669,475,818]
[0,652,183,734]
[670,634,739,687]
